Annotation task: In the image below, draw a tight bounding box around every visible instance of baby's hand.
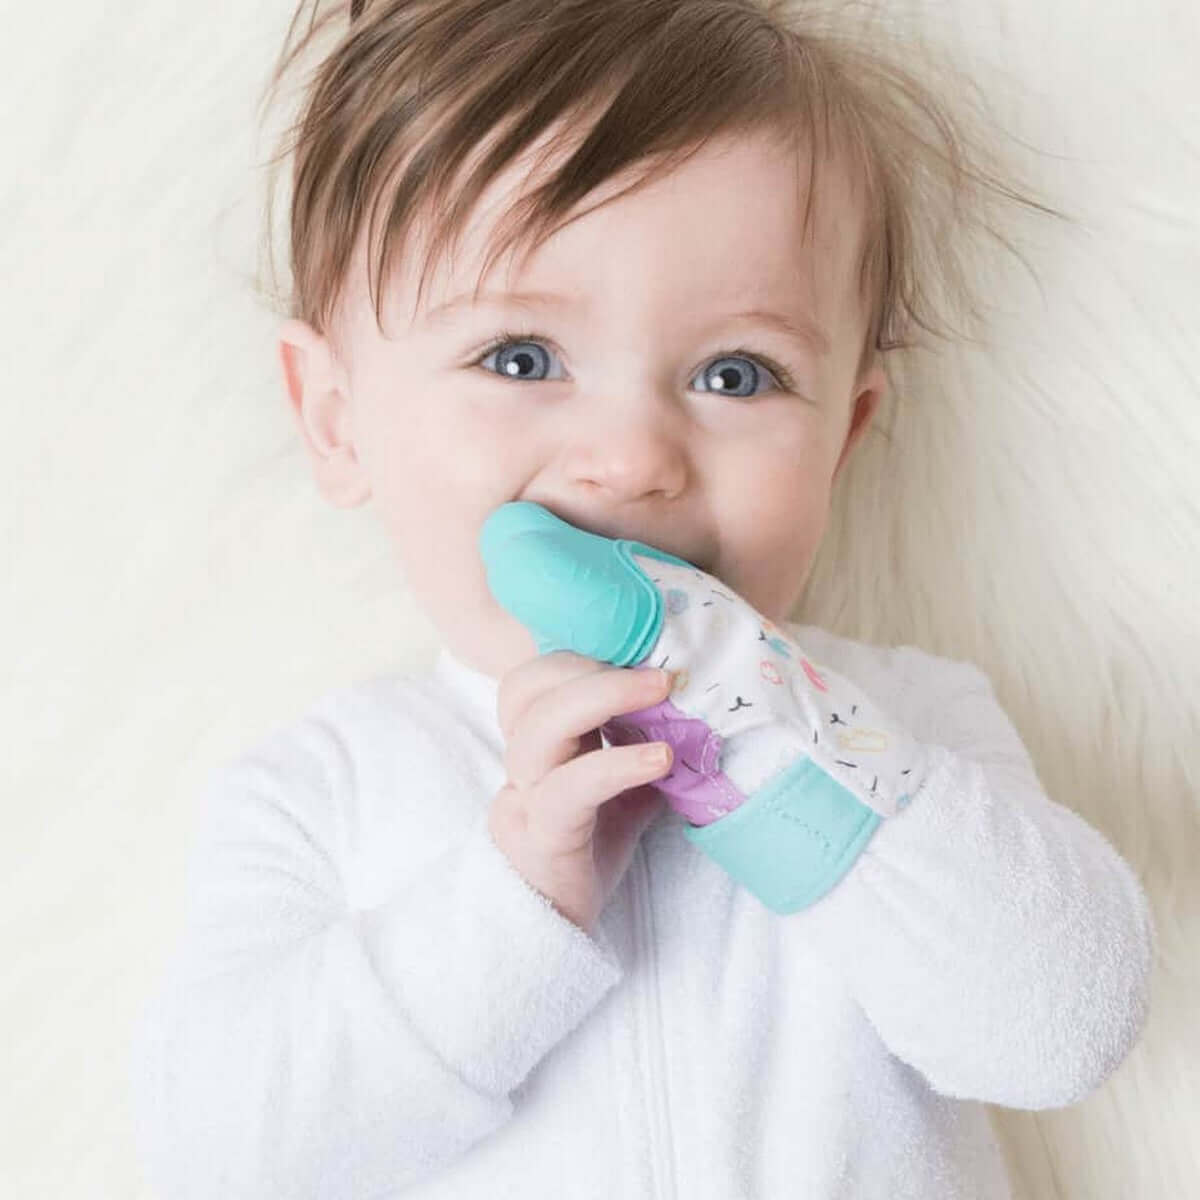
[489,651,674,936]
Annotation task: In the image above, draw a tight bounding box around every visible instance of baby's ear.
[277,318,371,509]
[832,362,888,485]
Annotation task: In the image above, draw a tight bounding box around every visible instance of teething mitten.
[479,500,936,914]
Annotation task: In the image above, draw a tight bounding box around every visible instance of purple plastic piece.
[600,672,749,827]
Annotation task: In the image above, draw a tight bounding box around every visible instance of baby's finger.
[496,649,606,741]
[522,739,674,847]
[502,662,671,789]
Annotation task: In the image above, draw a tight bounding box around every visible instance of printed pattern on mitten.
[601,556,932,823]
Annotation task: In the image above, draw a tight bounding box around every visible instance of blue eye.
[469,329,797,398]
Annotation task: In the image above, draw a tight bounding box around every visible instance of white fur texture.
[2,1,1195,1196]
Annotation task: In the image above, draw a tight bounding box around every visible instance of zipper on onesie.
[634,838,679,1200]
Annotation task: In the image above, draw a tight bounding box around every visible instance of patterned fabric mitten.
[479,501,935,913]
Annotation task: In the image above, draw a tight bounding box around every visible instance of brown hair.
[252,0,1069,382]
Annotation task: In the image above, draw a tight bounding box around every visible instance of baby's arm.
[129,717,623,1200]
[786,648,1155,1110]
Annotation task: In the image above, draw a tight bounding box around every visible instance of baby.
[130,1,1155,1198]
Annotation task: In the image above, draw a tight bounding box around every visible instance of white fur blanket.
[3,1,1195,1196]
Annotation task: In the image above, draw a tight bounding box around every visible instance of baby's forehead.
[341,119,869,345]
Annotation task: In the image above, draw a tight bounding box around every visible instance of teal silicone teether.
[478,499,695,665]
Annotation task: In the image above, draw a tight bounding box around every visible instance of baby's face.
[279,123,885,681]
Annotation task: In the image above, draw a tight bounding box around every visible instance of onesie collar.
[432,644,502,733]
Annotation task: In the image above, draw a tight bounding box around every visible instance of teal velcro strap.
[682,754,885,914]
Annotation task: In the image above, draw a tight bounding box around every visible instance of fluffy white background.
[3,0,1196,1196]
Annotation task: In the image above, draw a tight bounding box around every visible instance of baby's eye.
[470,330,795,398]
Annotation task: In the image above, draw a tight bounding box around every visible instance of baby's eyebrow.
[420,288,581,328]
[419,288,831,357]
[719,307,831,357]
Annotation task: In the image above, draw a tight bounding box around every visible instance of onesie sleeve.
[786,649,1156,1111]
[128,716,623,1200]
